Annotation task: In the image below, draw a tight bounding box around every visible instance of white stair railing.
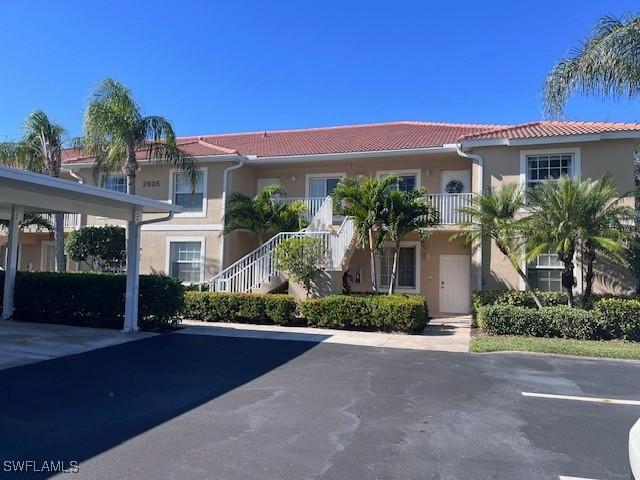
[427,193,473,224]
[330,216,355,269]
[308,196,333,232]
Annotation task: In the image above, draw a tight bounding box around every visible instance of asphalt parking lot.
[0,331,638,480]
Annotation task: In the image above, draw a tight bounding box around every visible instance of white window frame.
[377,169,422,192]
[98,172,128,193]
[168,168,208,218]
[40,240,71,271]
[519,147,581,188]
[376,240,421,294]
[305,172,346,198]
[165,236,206,284]
[517,147,582,291]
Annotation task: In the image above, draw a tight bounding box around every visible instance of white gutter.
[456,143,484,292]
[218,155,249,271]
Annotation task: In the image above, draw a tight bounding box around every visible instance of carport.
[0,166,182,331]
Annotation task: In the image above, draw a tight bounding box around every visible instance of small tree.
[275,236,325,297]
[65,226,126,272]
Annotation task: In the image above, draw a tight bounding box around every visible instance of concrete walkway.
[0,320,155,370]
[179,315,472,352]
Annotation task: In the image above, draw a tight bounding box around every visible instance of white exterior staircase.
[210,196,356,293]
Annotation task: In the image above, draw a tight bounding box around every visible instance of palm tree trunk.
[582,243,596,308]
[54,213,66,272]
[559,250,576,307]
[368,229,378,293]
[388,241,400,295]
[496,241,544,308]
[124,143,137,195]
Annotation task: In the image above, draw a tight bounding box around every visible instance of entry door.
[439,255,471,313]
[441,170,471,193]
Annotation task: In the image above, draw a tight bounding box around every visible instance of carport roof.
[0,165,182,220]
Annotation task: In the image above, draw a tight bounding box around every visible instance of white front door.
[441,170,471,193]
[439,254,471,314]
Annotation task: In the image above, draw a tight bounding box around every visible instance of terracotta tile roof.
[61,120,640,165]
[61,121,503,164]
[460,121,640,141]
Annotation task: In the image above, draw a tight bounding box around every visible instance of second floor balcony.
[277,193,473,226]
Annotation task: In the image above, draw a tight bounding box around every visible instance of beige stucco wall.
[476,138,638,294]
[344,231,470,315]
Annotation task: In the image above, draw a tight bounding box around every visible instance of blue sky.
[1,0,639,140]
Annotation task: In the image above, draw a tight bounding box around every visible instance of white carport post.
[123,207,143,332]
[2,205,24,320]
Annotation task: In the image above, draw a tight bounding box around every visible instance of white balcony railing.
[427,193,473,225]
[24,213,80,230]
[276,197,326,222]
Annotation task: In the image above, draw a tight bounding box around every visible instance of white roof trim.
[461,130,640,148]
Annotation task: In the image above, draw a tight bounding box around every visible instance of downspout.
[219,155,248,271]
[68,169,85,184]
[456,142,484,292]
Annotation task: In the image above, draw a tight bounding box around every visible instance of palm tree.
[0,110,67,271]
[380,188,439,294]
[82,78,198,194]
[333,175,399,293]
[544,13,640,117]
[456,183,544,308]
[222,185,307,244]
[527,176,633,307]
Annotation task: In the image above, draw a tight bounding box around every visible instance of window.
[377,169,420,193]
[307,174,344,197]
[527,251,563,291]
[168,241,203,283]
[102,174,127,193]
[379,243,418,291]
[526,153,573,188]
[172,170,206,213]
[42,242,56,271]
[0,245,6,270]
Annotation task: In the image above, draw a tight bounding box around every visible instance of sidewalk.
[178,316,471,352]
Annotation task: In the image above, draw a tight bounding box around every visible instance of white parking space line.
[559,476,603,480]
[523,391,640,406]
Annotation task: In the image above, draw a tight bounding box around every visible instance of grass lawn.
[471,335,640,360]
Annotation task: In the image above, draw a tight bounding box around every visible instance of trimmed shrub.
[472,290,567,319]
[593,298,640,341]
[182,292,297,325]
[0,271,183,331]
[300,294,428,333]
[477,304,600,340]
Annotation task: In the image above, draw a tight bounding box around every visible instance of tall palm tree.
[544,13,640,117]
[333,175,399,293]
[0,110,67,271]
[456,183,544,308]
[222,185,307,244]
[527,176,633,307]
[82,78,198,194]
[380,188,439,294]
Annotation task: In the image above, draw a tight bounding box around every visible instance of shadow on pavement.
[0,333,323,479]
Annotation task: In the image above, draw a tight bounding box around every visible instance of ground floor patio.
[0,332,637,479]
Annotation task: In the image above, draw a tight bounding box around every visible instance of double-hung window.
[168,240,203,283]
[527,251,563,291]
[172,170,206,215]
[526,153,573,189]
[379,243,419,292]
[102,174,127,193]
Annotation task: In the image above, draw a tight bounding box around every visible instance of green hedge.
[183,292,429,333]
[299,294,428,333]
[592,298,640,341]
[183,292,298,325]
[477,301,640,341]
[472,290,568,319]
[0,271,183,331]
[477,304,600,340]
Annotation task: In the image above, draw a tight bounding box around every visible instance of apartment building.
[2,121,637,315]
